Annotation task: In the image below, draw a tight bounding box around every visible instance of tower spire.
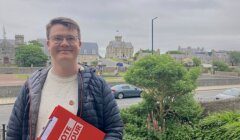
[3,25,6,40]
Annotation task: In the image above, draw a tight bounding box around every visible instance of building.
[134,49,160,61]
[0,34,24,65]
[211,50,230,64]
[78,42,99,65]
[105,35,134,59]
[176,46,230,64]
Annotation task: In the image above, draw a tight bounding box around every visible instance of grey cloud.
[0,0,240,56]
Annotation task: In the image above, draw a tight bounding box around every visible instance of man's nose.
[60,38,69,46]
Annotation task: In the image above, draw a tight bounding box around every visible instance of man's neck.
[51,63,78,77]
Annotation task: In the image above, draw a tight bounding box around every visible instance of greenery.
[14,74,29,80]
[212,61,229,71]
[121,94,203,140]
[166,50,185,54]
[192,57,201,67]
[123,54,202,139]
[90,60,98,66]
[141,49,154,53]
[229,51,240,66]
[197,112,240,139]
[104,76,125,83]
[15,40,48,67]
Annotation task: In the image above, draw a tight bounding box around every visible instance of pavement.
[1,84,240,105]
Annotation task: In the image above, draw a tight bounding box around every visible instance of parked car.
[111,84,142,99]
[215,88,240,100]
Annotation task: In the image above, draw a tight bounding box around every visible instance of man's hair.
[46,17,80,40]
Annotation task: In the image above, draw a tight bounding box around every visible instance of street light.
[151,17,158,55]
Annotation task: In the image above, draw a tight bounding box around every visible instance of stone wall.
[197,77,240,86]
[215,71,239,77]
[0,85,21,98]
[200,98,240,115]
[0,67,43,74]
[0,67,128,74]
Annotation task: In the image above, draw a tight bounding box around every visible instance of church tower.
[15,35,24,46]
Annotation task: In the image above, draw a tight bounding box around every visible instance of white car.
[215,88,240,100]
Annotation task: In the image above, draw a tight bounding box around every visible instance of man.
[7,17,123,140]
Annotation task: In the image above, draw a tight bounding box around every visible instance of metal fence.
[0,124,6,140]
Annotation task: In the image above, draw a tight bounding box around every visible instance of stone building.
[171,46,230,64]
[78,42,99,65]
[0,34,24,65]
[105,35,134,59]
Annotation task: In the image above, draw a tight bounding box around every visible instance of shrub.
[197,111,240,139]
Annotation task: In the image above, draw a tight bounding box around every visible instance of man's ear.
[47,40,50,51]
[79,41,81,48]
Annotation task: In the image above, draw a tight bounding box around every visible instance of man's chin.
[59,60,72,67]
[57,58,75,66]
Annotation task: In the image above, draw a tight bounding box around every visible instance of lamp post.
[151,17,158,55]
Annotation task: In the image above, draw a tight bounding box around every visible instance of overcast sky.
[0,0,240,56]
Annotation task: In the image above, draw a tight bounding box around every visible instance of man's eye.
[54,37,63,41]
[67,36,75,41]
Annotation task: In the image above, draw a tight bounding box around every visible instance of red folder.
[38,105,105,140]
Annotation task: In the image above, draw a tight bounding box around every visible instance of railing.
[0,124,6,140]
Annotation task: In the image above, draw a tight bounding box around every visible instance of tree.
[28,40,44,47]
[124,54,201,133]
[212,61,229,71]
[166,50,185,54]
[192,57,201,67]
[229,51,240,66]
[15,41,48,67]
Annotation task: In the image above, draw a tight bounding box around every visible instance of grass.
[12,73,125,83]
[14,74,29,80]
[104,76,125,83]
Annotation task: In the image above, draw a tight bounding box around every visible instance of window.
[121,86,130,89]
[84,49,87,54]
[92,49,96,54]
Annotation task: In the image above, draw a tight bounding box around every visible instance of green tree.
[15,41,48,67]
[28,40,44,47]
[124,54,201,133]
[192,57,201,67]
[229,51,240,66]
[212,61,229,71]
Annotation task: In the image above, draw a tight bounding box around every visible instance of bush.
[197,111,240,139]
[121,102,150,139]
[121,94,203,140]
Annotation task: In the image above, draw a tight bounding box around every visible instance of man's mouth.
[58,49,73,52]
[57,47,73,52]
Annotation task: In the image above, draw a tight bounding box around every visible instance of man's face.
[47,24,81,66]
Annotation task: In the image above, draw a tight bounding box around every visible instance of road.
[0,89,224,125]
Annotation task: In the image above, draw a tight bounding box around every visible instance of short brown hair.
[46,17,80,40]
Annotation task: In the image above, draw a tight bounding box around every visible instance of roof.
[0,39,15,48]
[0,39,15,46]
[108,41,133,49]
[80,42,98,55]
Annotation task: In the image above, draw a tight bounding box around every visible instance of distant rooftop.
[80,42,99,55]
